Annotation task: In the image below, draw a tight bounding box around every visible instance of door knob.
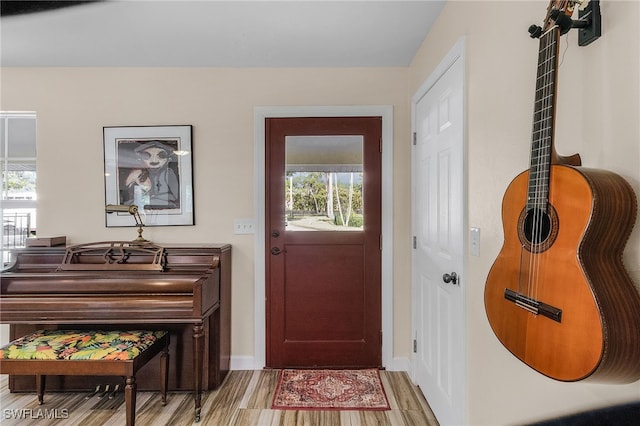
[271,247,282,255]
[443,272,458,285]
[271,230,280,238]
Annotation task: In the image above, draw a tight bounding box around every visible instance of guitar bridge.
[504,289,562,323]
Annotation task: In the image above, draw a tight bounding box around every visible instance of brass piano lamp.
[105,204,148,244]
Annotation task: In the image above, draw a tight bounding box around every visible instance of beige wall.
[409,1,639,424]
[0,66,414,369]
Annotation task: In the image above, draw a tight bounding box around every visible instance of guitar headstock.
[530,0,579,38]
[543,0,578,32]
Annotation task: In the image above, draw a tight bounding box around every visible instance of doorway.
[253,106,394,370]
[411,39,467,425]
[265,117,382,367]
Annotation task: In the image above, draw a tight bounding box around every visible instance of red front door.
[266,117,382,368]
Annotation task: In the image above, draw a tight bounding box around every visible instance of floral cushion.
[0,330,167,361]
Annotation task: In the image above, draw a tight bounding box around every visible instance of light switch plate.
[470,227,480,257]
[234,219,255,234]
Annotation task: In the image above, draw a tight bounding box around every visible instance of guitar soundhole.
[517,205,559,253]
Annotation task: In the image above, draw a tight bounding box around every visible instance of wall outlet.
[234,219,255,234]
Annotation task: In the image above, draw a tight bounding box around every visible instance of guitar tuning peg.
[529,25,543,38]
[549,9,574,35]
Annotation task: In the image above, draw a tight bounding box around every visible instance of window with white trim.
[1,112,37,259]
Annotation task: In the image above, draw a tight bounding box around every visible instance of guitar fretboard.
[527,28,560,211]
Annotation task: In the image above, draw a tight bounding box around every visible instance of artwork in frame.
[103,125,194,227]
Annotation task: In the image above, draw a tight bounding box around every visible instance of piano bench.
[0,329,169,426]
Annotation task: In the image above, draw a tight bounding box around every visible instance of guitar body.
[485,164,640,382]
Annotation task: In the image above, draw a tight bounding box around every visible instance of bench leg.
[35,375,45,405]
[125,376,136,426]
[160,342,169,406]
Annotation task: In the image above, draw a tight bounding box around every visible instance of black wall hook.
[577,0,601,46]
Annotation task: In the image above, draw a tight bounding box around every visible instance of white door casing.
[411,38,467,425]
[252,106,395,371]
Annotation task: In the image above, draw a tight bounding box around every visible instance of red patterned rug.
[271,369,390,411]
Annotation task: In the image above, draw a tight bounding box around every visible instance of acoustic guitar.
[484,0,640,382]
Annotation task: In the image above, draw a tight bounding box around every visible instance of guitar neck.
[527,26,561,212]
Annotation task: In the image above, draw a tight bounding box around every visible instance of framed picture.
[103,125,194,227]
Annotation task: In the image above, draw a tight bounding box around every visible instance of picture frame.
[103,125,194,227]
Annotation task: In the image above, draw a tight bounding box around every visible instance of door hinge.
[380,137,383,153]
[413,236,417,249]
[412,132,417,146]
[380,234,383,251]
[413,339,417,353]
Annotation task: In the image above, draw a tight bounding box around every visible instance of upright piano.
[0,242,231,422]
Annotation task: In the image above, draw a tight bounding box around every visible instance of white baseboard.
[388,356,411,372]
[230,356,258,371]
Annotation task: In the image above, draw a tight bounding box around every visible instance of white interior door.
[412,40,466,426]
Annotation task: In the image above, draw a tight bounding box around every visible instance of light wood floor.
[0,370,439,425]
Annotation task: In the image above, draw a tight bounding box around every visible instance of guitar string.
[528,30,544,301]
[538,27,559,304]
[533,30,550,302]
[530,27,557,303]
[558,28,571,68]
[534,28,554,303]
[530,31,547,302]
[526,37,536,300]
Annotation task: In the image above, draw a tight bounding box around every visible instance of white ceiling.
[0,0,445,67]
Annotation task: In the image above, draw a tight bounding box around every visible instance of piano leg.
[160,341,169,406]
[192,323,204,423]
